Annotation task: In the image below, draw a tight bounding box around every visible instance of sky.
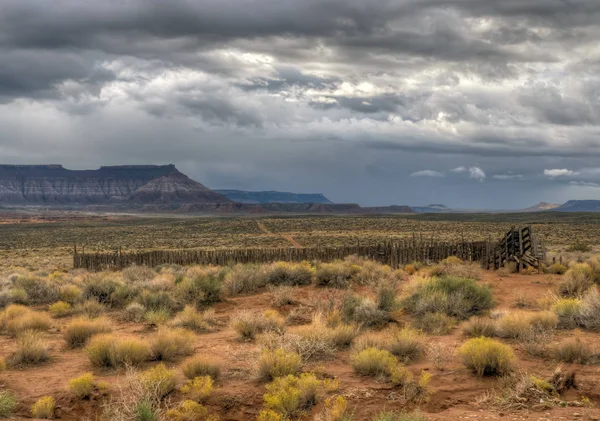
[1,0,600,209]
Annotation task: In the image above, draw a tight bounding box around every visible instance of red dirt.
[2,271,600,420]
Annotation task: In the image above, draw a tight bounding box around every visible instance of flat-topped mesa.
[0,164,231,205]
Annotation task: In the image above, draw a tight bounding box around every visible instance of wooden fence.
[73,240,492,271]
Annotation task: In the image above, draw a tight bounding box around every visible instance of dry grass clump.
[222,264,267,296]
[458,337,514,376]
[8,331,50,366]
[262,373,320,419]
[353,331,392,353]
[388,328,425,363]
[402,276,493,320]
[411,312,456,335]
[463,317,497,337]
[579,288,600,331]
[494,311,557,339]
[479,372,559,410]
[3,310,52,337]
[371,411,428,421]
[231,310,285,341]
[375,280,399,312]
[75,299,106,318]
[270,285,296,307]
[31,395,55,419]
[58,284,82,304]
[172,306,219,333]
[547,263,568,275]
[340,294,390,327]
[139,363,178,398]
[144,307,172,327]
[122,265,156,284]
[177,266,226,305]
[86,334,149,368]
[150,328,195,361]
[64,317,112,348]
[121,302,146,323]
[181,356,221,381]
[265,261,315,286]
[552,337,599,364]
[314,262,358,289]
[257,348,302,381]
[558,263,594,297]
[14,275,59,304]
[0,390,17,418]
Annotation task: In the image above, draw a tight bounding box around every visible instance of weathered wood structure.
[487,226,545,270]
[73,226,545,272]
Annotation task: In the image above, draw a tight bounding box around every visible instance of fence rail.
[73,240,492,271]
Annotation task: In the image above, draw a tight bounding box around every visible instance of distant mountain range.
[215,190,333,204]
[552,200,600,212]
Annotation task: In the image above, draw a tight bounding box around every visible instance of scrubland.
[0,251,599,420]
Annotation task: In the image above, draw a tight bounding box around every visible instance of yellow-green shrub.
[258,349,302,381]
[231,310,285,340]
[388,328,424,363]
[139,363,177,397]
[558,264,594,297]
[59,284,82,304]
[458,337,514,376]
[149,328,195,361]
[31,396,55,419]
[172,306,216,333]
[48,301,73,318]
[0,390,16,418]
[552,298,583,329]
[263,373,320,418]
[351,348,397,377]
[68,373,95,399]
[166,400,217,421]
[495,311,557,339]
[411,312,456,335]
[265,262,315,286]
[547,263,568,275]
[5,311,52,337]
[64,317,111,348]
[86,334,149,368]
[180,376,213,402]
[181,356,221,381]
[314,262,358,288]
[144,308,171,326]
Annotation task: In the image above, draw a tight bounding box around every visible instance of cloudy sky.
[1,0,600,209]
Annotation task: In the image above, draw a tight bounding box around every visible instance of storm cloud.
[1,0,600,208]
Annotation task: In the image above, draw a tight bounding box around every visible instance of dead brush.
[477,372,558,410]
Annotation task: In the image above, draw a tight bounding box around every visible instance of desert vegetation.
[0,216,599,420]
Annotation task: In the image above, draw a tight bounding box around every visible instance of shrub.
[327,324,359,349]
[69,373,96,399]
[579,288,600,331]
[15,276,59,304]
[351,299,389,327]
[139,363,177,398]
[376,281,398,312]
[558,264,594,297]
[172,306,216,333]
[109,283,140,308]
[59,284,82,304]
[222,264,267,296]
[64,317,112,348]
[48,301,73,318]
[8,331,50,366]
[177,267,225,305]
[552,298,583,329]
[351,348,397,377]
[144,308,172,326]
[231,310,285,341]
[139,291,177,312]
[458,337,514,376]
[76,300,106,318]
[86,334,149,368]
[463,317,497,337]
[149,328,195,361]
[5,311,52,336]
[265,262,314,286]
[166,400,216,421]
[371,411,427,421]
[0,390,16,418]
[180,376,213,402]
[547,263,568,275]
[353,332,392,353]
[31,396,55,419]
[314,262,357,289]
[123,266,156,284]
[263,373,320,418]
[567,242,592,253]
[402,276,493,319]
[553,337,599,364]
[82,276,119,304]
[181,356,221,381]
[411,312,456,335]
[495,311,557,339]
[388,328,424,363]
[0,357,5,372]
[270,286,295,307]
[258,349,302,381]
[122,302,146,323]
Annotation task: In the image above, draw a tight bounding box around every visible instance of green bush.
[177,268,225,305]
[139,291,177,312]
[0,390,17,418]
[402,276,493,319]
[82,276,119,304]
[552,298,583,329]
[388,328,424,363]
[458,337,514,376]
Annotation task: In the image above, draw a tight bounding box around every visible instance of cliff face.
[0,164,231,205]
[215,190,333,204]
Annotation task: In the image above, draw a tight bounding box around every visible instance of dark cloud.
[0,0,599,208]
